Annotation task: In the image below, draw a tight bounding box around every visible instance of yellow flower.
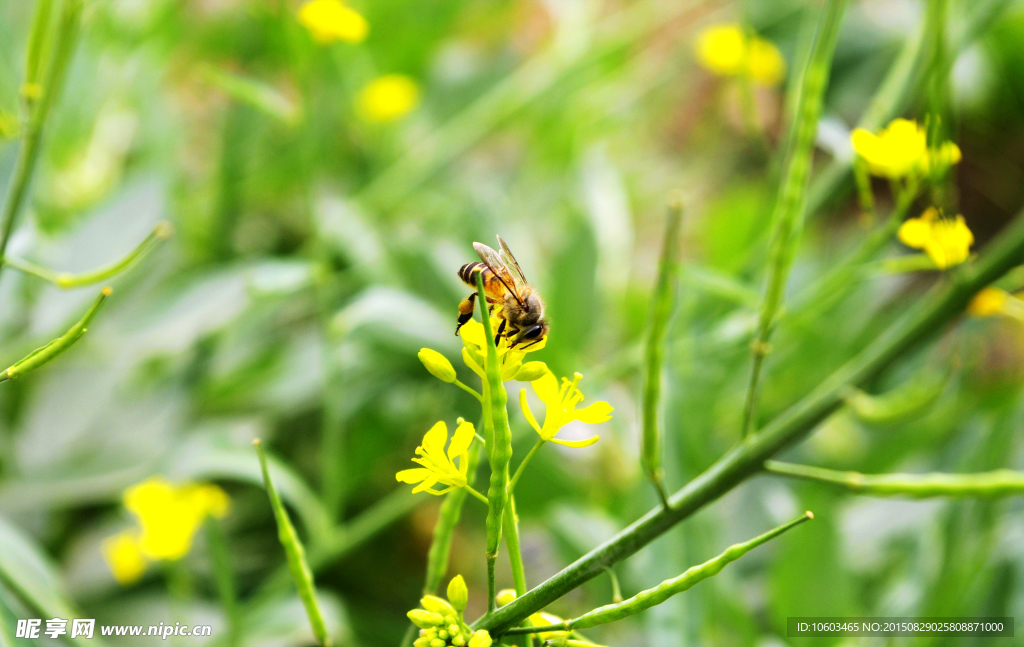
[519,371,612,447]
[968,287,1010,317]
[357,75,420,122]
[298,0,368,44]
[922,141,962,174]
[123,478,230,561]
[396,420,475,495]
[695,24,786,87]
[897,207,974,269]
[101,532,147,585]
[459,317,546,382]
[851,119,928,178]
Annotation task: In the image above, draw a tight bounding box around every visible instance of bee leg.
[455,292,477,335]
[518,338,543,350]
[494,318,507,346]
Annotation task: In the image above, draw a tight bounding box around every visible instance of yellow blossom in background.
[922,141,963,174]
[968,287,1009,317]
[519,370,612,447]
[396,419,475,495]
[101,532,147,584]
[459,317,545,381]
[103,478,229,585]
[357,74,420,122]
[695,23,786,87]
[298,0,368,44]
[851,119,928,178]
[124,478,229,560]
[898,207,974,269]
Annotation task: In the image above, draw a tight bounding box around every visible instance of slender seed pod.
[843,369,947,425]
[765,461,1024,498]
[503,513,813,635]
[741,0,848,438]
[1,287,111,382]
[641,201,683,502]
[253,440,331,647]
[476,272,511,612]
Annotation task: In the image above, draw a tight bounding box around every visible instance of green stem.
[424,441,483,593]
[509,439,544,494]
[476,271,511,613]
[454,378,484,402]
[503,495,528,596]
[253,439,331,647]
[642,201,682,504]
[765,461,1024,497]
[0,0,82,281]
[475,201,1024,634]
[741,0,848,438]
[205,521,241,647]
[0,287,111,382]
[2,221,172,288]
[502,513,812,634]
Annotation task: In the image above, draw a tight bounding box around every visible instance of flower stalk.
[765,461,1024,498]
[641,201,683,506]
[502,512,813,634]
[253,439,331,647]
[2,221,173,289]
[0,0,82,281]
[741,0,848,438]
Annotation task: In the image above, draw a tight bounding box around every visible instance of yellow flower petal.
[572,400,614,424]
[550,434,600,448]
[695,24,746,76]
[357,74,421,123]
[421,420,448,456]
[396,468,431,484]
[852,119,928,178]
[897,217,931,249]
[447,420,475,459]
[748,37,786,86]
[531,371,560,404]
[968,286,1009,317]
[519,388,542,434]
[102,532,147,585]
[298,0,368,44]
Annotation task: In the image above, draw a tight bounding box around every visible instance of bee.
[455,235,548,349]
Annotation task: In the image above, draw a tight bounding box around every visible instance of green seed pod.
[419,348,457,383]
[407,610,444,629]
[446,575,469,612]
[513,361,548,382]
[420,595,457,617]
[845,374,946,426]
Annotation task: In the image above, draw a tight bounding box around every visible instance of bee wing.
[496,235,529,286]
[473,241,525,307]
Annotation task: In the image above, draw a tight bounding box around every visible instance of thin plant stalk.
[741,0,848,438]
[0,0,82,281]
[509,439,544,494]
[765,461,1024,497]
[503,495,528,596]
[0,287,111,383]
[23,0,54,102]
[205,521,241,647]
[475,202,1024,634]
[641,201,683,504]
[2,221,173,289]
[253,439,331,647]
[503,512,812,634]
[476,271,512,612]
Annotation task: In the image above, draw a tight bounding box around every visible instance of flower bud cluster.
[408,577,491,647]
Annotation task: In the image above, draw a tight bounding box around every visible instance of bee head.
[512,320,548,348]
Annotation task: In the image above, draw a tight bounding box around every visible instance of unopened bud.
[514,361,549,382]
[468,630,493,647]
[419,348,457,383]
[420,594,457,617]
[446,574,469,612]
[496,589,517,607]
[407,609,444,629]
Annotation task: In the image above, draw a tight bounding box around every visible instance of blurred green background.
[1,0,1024,645]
